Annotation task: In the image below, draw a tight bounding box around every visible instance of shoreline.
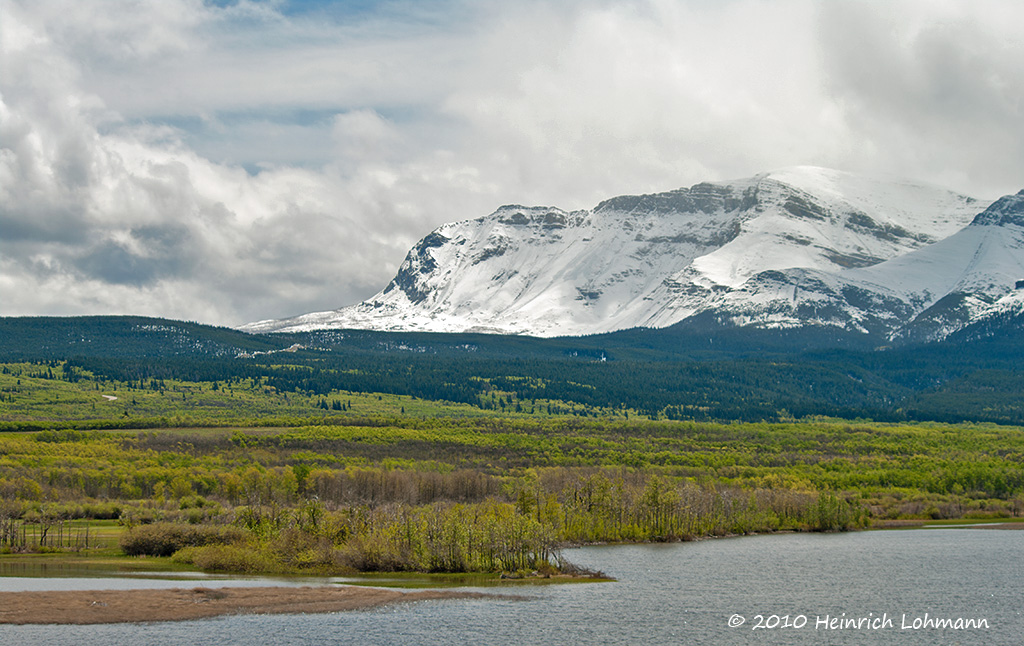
[0,585,516,625]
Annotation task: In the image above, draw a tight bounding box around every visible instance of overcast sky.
[2,0,1023,327]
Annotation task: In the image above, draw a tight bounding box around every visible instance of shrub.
[172,545,275,573]
[119,522,246,557]
[81,502,122,520]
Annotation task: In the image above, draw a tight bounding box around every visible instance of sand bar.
[0,585,511,625]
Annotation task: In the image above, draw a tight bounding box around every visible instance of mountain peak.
[241,168,989,339]
[971,190,1024,227]
[593,183,754,216]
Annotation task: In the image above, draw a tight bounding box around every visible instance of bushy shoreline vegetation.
[1,359,1022,577]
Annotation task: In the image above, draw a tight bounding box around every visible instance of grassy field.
[0,362,491,425]
[1,361,1022,577]
[0,361,631,430]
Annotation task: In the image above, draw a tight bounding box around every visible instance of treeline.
[1,435,866,574]
[8,311,1024,424]
[55,350,1024,425]
[61,354,897,423]
[142,481,858,576]
[0,316,284,359]
[7,420,1023,513]
[4,418,1021,575]
[120,502,562,575]
[83,470,862,575]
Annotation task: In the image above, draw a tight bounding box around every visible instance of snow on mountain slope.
[242,167,986,337]
[703,190,1024,341]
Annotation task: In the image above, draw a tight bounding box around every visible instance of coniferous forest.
[1,315,1023,578]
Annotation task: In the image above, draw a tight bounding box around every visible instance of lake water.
[3,528,1021,645]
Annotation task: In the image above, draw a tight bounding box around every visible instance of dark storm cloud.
[71,225,196,287]
[0,208,90,244]
[74,240,166,287]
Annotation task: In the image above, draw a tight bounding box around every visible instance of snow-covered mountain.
[703,189,1024,343]
[243,167,1007,340]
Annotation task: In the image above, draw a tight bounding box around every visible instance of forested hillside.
[4,315,1024,424]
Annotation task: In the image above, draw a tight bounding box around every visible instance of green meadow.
[1,361,1022,578]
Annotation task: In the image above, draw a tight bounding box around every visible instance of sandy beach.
[0,586,509,625]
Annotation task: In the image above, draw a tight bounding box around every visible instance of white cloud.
[817,0,1024,197]
[2,0,1023,326]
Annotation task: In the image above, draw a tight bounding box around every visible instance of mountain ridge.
[243,167,999,340]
